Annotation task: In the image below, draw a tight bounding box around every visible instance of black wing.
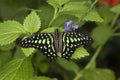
[62,32,93,60]
[19,33,57,61]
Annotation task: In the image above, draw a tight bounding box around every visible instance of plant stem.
[48,8,58,27]
[85,45,102,69]
[73,46,103,80]
[111,14,119,28]
[112,33,120,36]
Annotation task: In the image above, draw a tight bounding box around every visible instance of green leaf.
[47,0,70,8]
[0,43,15,51]
[21,48,35,57]
[38,62,49,73]
[83,10,104,22]
[91,26,113,47]
[0,51,12,67]
[60,2,88,18]
[0,21,25,45]
[0,58,34,80]
[80,68,115,80]
[23,11,41,33]
[57,58,79,73]
[111,4,120,14]
[71,46,89,59]
[41,27,64,33]
[34,76,57,80]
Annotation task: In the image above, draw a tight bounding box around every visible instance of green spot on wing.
[35,40,38,43]
[74,38,77,42]
[63,33,67,42]
[38,40,41,44]
[42,39,46,44]
[70,38,74,42]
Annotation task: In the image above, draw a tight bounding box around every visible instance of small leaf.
[21,48,35,57]
[34,76,57,80]
[47,0,70,8]
[57,58,80,73]
[80,68,116,80]
[0,21,25,45]
[91,26,113,47]
[111,4,120,14]
[83,10,104,22]
[0,58,34,80]
[71,46,89,59]
[23,11,41,33]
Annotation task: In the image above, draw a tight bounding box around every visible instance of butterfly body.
[20,29,93,61]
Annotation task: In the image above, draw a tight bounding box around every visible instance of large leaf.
[80,68,115,80]
[91,26,113,47]
[71,46,89,59]
[111,4,120,14]
[83,10,104,22]
[47,0,70,8]
[23,11,41,33]
[0,21,25,45]
[57,58,80,73]
[34,76,57,80]
[0,58,34,80]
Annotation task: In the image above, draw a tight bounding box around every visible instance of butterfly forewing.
[20,33,57,60]
[62,32,93,60]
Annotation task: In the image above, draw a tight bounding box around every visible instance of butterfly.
[19,29,93,61]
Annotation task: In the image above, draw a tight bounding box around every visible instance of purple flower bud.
[64,20,79,32]
[73,24,78,30]
[64,20,73,27]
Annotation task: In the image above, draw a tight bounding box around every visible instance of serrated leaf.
[83,10,104,22]
[47,0,70,8]
[23,11,41,33]
[34,76,57,80]
[0,21,25,45]
[71,46,89,59]
[0,58,34,80]
[57,58,79,73]
[91,26,113,47]
[111,4,120,14]
[81,68,115,80]
[21,48,35,57]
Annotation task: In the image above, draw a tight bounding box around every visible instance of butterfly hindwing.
[62,32,93,60]
[20,33,57,61]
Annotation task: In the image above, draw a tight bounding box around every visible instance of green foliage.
[72,46,89,59]
[21,48,35,57]
[0,0,119,80]
[23,11,41,33]
[47,0,70,8]
[92,26,113,47]
[0,58,34,80]
[111,4,120,14]
[34,76,57,80]
[80,69,115,80]
[0,21,25,45]
[57,58,79,73]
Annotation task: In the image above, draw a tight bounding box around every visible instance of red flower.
[99,0,120,7]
